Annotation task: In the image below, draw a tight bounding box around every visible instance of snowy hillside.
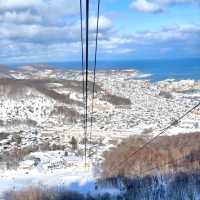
[0,65,200,197]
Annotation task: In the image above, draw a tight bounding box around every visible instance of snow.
[0,168,91,195]
[70,92,81,102]
[0,96,56,127]
[19,66,37,71]
[0,165,120,197]
[0,69,200,198]
[19,160,35,168]
[136,73,152,79]
[0,148,120,196]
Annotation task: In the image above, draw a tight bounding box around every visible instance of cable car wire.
[111,101,200,172]
[90,0,101,142]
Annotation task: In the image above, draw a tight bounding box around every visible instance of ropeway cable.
[80,0,85,115]
[90,0,101,142]
[111,101,200,172]
[84,0,90,166]
[79,0,87,164]
[129,139,200,176]
[140,154,198,176]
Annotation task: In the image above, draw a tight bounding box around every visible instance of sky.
[0,0,199,63]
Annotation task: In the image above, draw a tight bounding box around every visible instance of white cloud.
[130,0,162,13]
[0,11,41,24]
[0,24,81,43]
[0,0,42,12]
[104,48,135,54]
[0,0,92,44]
[158,0,193,5]
[89,16,113,32]
[0,24,199,61]
[0,0,199,61]
[130,0,197,13]
[97,24,200,58]
[0,15,113,44]
[37,0,80,25]
[0,0,80,26]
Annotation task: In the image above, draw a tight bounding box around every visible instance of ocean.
[11,58,200,82]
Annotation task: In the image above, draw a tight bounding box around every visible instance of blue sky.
[0,0,199,63]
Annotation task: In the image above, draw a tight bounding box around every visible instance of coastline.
[0,64,200,197]
[6,57,200,82]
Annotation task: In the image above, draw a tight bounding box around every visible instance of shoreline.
[0,66,200,197]
[1,57,200,82]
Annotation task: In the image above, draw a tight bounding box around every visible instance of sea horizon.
[6,57,200,82]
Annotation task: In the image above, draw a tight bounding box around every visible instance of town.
[0,65,200,194]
